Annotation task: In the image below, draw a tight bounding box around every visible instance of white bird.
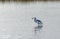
[32,17,43,27]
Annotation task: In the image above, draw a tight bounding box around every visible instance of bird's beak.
[32,18,33,19]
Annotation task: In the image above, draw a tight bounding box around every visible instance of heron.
[32,17,43,33]
[32,17,43,27]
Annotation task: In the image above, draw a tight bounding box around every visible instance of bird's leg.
[37,24,43,31]
[38,24,40,27]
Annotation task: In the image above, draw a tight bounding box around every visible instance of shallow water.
[0,2,60,39]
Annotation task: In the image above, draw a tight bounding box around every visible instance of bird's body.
[35,19,42,24]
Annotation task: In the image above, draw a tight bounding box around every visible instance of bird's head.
[32,17,36,19]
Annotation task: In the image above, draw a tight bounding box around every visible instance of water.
[0,2,60,39]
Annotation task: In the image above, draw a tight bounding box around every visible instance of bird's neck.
[34,18,36,21]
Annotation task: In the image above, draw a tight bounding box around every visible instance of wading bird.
[32,17,43,26]
[32,17,43,33]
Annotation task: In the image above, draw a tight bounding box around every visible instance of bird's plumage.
[32,17,43,26]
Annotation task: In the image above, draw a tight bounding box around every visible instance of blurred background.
[0,0,60,2]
